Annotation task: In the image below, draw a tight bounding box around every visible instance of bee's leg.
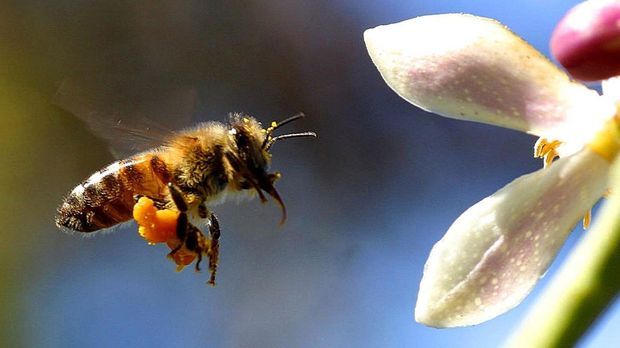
[167,242,183,258]
[207,212,221,286]
[166,182,190,259]
[132,194,168,209]
[167,182,188,213]
[167,223,207,268]
[166,182,216,285]
[198,202,208,219]
[184,224,203,271]
[193,201,221,285]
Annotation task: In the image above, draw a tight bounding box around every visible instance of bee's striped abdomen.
[55,155,168,232]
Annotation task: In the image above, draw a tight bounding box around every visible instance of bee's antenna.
[270,112,306,133]
[262,112,307,149]
[264,132,317,151]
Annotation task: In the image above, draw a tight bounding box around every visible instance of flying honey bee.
[56,104,315,284]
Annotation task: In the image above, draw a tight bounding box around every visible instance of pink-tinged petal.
[364,14,614,145]
[415,148,609,327]
[551,0,620,81]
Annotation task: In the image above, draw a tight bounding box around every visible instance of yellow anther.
[534,137,594,229]
[582,210,591,229]
[534,138,562,168]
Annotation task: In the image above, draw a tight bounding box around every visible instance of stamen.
[534,138,562,168]
[534,137,595,229]
[582,210,592,229]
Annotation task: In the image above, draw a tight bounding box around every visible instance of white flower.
[364,13,620,327]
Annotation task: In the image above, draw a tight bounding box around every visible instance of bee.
[56,112,316,284]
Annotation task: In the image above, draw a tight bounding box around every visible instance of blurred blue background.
[1,0,618,347]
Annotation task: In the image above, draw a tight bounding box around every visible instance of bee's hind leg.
[133,194,168,209]
[167,182,189,213]
[165,182,192,257]
[167,183,220,285]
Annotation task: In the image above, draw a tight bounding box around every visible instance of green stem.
[506,162,620,347]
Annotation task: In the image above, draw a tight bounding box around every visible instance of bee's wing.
[54,77,198,158]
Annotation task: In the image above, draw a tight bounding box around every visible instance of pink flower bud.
[551,0,620,81]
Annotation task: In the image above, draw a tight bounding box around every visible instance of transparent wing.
[54,76,199,157]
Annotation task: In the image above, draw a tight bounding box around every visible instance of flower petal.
[364,14,613,144]
[415,148,609,327]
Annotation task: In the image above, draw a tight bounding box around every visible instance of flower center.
[532,112,620,229]
[586,111,620,163]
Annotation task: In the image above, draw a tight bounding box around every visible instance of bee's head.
[227,113,316,224]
